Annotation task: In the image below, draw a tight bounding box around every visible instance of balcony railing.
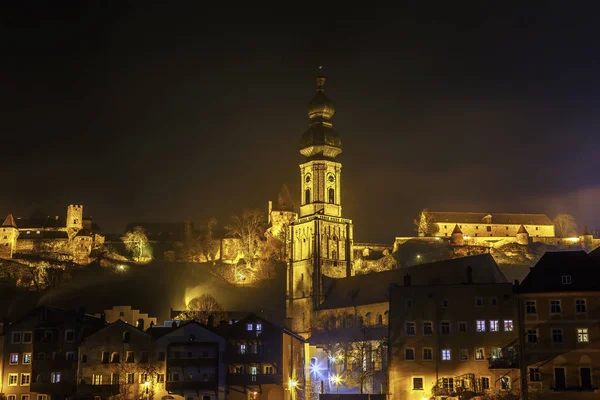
[30,381,75,394]
[488,357,519,369]
[167,357,217,368]
[227,374,282,386]
[166,381,217,391]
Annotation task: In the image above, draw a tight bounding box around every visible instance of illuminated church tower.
[287,68,354,338]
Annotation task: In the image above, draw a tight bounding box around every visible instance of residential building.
[518,251,600,398]
[95,306,157,329]
[77,319,158,399]
[1,306,105,400]
[215,314,306,400]
[152,321,227,400]
[387,261,518,399]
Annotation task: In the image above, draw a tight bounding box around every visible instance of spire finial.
[316,65,326,91]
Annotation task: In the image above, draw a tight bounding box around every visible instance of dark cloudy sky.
[2,2,599,242]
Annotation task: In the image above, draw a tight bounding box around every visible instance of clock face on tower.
[327,174,336,183]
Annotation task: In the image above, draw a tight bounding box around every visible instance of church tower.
[287,68,354,338]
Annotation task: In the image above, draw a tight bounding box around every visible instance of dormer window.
[561,275,572,285]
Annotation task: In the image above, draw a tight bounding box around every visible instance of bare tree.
[110,361,161,400]
[553,213,578,237]
[174,294,226,325]
[225,209,266,269]
[413,208,439,237]
[121,226,152,261]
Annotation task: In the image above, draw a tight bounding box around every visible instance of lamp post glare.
[332,374,342,394]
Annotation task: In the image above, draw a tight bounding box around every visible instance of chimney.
[100,312,106,324]
[207,314,215,327]
[137,318,145,330]
[149,321,154,328]
[467,266,473,284]
[403,273,411,286]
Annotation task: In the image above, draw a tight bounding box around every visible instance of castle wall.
[436,223,555,238]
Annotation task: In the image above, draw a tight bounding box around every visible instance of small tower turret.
[516,224,529,245]
[451,224,464,245]
[0,214,19,258]
[66,204,83,234]
[581,225,593,252]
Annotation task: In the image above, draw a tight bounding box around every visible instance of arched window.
[377,314,383,326]
[357,316,364,328]
[111,352,120,363]
[122,331,130,344]
[305,189,311,204]
[328,188,335,204]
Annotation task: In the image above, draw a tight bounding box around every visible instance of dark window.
[405,348,414,360]
[111,353,120,363]
[576,299,587,313]
[459,322,467,332]
[441,322,450,335]
[141,351,148,363]
[122,331,130,343]
[413,377,423,390]
[551,329,563,343]
[487,226,492,232]
[101,352,109,363]
[158,352,165,361]
[328,188,335,204]
[81,354,87,363]
[527,329,538,343]
[554,368,566,390]
[581,367,592,390]
[529,368,541,382]
[305,189,311,204]
[119,312,125,317]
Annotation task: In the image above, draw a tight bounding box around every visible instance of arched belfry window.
[328,188,335,204]
[305,189,311,205]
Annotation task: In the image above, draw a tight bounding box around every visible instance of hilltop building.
[0,205,103,262]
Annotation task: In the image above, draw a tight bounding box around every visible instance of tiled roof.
[15,216,64,229]
[519,251,600,293]
[2,214,17,228]
[318,254,506,310]
[429,212,553,225]
[18,230,69,239]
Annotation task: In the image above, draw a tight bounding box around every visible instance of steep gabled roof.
[318,254,506,310]
[451,224,462,234]
[275,184,295,212]
[428,212,553,225]
[2,214,17,228]
[519,251,600,293]
[517,225,528,234]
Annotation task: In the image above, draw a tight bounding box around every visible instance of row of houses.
[0,307,305,400]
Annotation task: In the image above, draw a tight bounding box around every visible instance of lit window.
[92,374,102,385]
[527,329,538,343]
[423,348,433,360]
[441,349,451,361]
[526,300,536,314]
[552,329,563,343]
[459,349,468,361]
[476,320,486,332]
[561,275,571,284]
[413,377,424,390]
[576,299,587,313]
[441,321,451,335]
[239,344,246,354]
[458,321,467,332]
[481,377,490,390]
[501,376,510,390]
[405,321,416,335]
[247,323,253,331]
[577,328,589,343]
[9,373,18,386]
[504,320,514,332]
[21,373,31,386]
[491,347,502,359]
[10,353,19,365]
[405,348,415,360]
[474,348,484,360]
[423,321,433,335]
[490,320,499,332]
[256,323,262,331]
[23,353,31,364]
[51,372,61,383]
[550,300,562,314]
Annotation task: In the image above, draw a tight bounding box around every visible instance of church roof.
[2,214,17,228]
[318,254,506,310]
[15,216,64,229]
[274,184,295,212]
[18,230,69,240]
[428,212,553,225]
[517,224,528,234]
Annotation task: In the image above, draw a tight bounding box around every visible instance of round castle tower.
[451,224,464,245]
[516,224,529,245]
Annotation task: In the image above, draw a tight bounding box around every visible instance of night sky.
[2,3,600,243]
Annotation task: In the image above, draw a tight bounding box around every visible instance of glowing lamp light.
[331,375,342,385]
[464,235,471,239]
[118,265,125,271]
[416,254,421,259]
[567,237,580,242]
[144,381,149,387]
[288,378,298,388]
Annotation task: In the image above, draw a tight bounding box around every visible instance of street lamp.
[288,379,298,400]
[332,374,342,395]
